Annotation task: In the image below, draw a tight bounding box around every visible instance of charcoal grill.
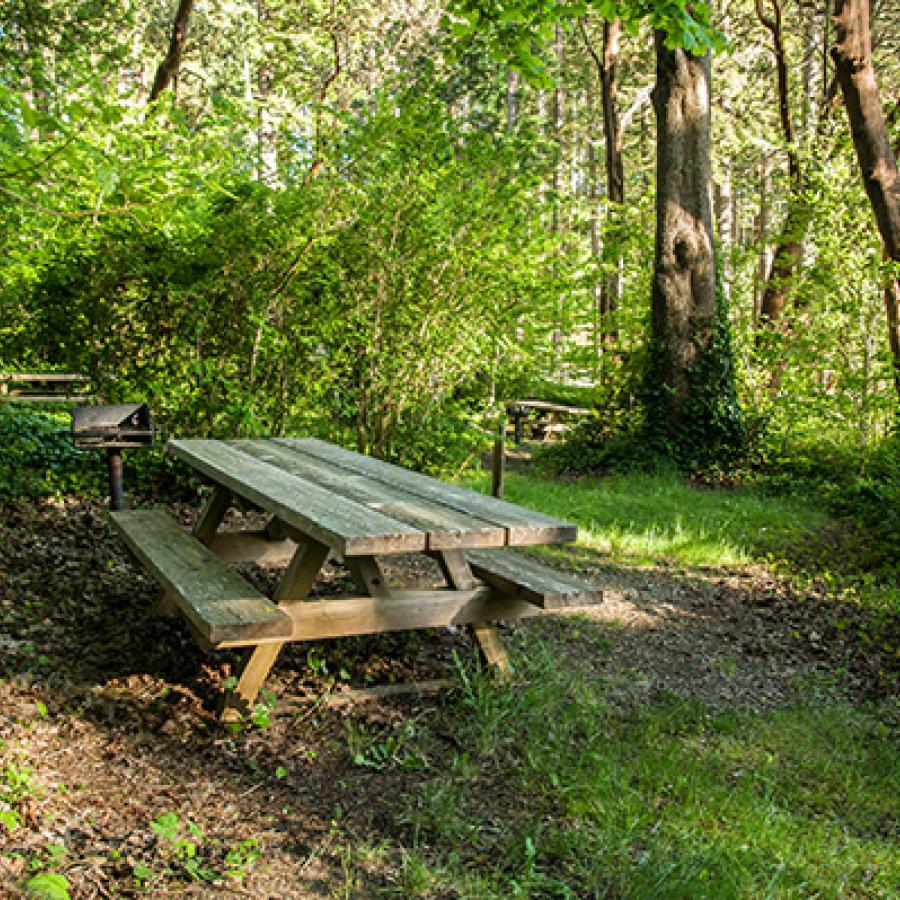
[71,404,155,510]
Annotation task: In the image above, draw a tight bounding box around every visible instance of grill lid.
[71,404,155,448]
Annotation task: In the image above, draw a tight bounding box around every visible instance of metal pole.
[491,413,505,499]
[107,448,124,511]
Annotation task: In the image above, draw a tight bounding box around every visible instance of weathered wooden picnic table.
[110,438,602,720]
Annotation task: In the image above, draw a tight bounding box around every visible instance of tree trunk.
[650,35,718,427]
[755,0,811,326]
[149,0,195,102]
[832,0,900,402]
[599,19,623,330]
[885,249,900,399]
[506,68,520,132]
[551,25,566,373]
[715,155,734,302]
[580,18,623,342]
[831,0,900,264]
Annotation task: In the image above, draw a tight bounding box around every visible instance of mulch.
[0,496,896,897]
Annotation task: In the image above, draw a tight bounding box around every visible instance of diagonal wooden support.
[221,535,330,722]
[435,549,510,677]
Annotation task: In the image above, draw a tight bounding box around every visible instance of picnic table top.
[168,437,577,557]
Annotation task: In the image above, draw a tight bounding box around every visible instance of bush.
[0,404,100,500]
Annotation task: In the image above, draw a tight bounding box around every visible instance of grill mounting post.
[70,404,155,511]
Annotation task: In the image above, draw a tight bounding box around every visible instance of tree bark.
[832,0,900,402]
[149,0,195,102]
[755,0,810,325]
[831,0,900,264]
[651,35,717,426]
[580,18,623,341]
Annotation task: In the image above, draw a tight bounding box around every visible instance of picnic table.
[0,372,91,403]
[110,438,602,720]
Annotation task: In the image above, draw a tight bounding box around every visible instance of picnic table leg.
[434,550,510,677]
[346,556,390,597]
[221,535,329,722]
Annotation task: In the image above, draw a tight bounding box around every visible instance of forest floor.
[0,488,897,898]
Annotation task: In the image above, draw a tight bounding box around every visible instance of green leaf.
[25,873,70,900]
[150,811,180,842]
[96,164,119,195]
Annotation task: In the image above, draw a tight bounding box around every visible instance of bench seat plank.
[167,439,424,556]
[233,440,506,551]
[110,509,292,647]
[466,548,602,610]
[276,437,577,546]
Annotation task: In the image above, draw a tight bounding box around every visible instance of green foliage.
[24,873,70,900]
[0,405,99,500]
[445,0,726,86]
[642,279,747,472]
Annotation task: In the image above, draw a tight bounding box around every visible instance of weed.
[346,720,429,772]
[224,838,260,882]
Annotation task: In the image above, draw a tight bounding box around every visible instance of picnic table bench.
[110,438,602,720]
[0,372,91,403]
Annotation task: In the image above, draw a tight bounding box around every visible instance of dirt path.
[0,498,894,897]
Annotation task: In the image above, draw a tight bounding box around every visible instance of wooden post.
[491,412,505,499]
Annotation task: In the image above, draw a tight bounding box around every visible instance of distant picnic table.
[507,399,592,444]
[110,438,603,720]
[0,372,91,404]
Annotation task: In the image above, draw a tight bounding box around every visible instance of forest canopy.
[0,0,898,478]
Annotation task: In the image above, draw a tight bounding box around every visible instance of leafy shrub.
[0,405,100,500]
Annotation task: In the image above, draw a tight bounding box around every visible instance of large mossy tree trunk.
[648,34,743,462]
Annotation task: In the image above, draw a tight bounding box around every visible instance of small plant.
[149,812,216,883]
[224,838,260,882]
[346,720,429,772]
[250,688,277,729]
[24,872,70,899]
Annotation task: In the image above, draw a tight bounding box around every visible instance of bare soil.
[0,497,895,897]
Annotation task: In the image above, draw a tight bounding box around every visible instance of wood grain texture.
[110,509,292,646]
[167,439,425,556]
[211,586,544,646]
[275,437,577,545]
[466,548,603,609]
[233,439,506,550]
[208,531,296,566]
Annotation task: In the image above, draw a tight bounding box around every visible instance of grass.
[369,631,899,898]
[460,470,829,570]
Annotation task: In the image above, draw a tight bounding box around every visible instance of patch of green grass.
[391,637,899,898]
[460,470,828,569]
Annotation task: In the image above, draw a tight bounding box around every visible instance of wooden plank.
[110,509,292,646]
[466,548,603,610]
[1,394,88,403]
[233,440,506,551]
[209,531,297,566]
[509,399,591,415]
[0,373,88,383]
[210,586,547,647]
[167,439,425,557]
[275,438,577,546]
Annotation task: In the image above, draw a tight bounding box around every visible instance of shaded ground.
[0,497,896,897]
